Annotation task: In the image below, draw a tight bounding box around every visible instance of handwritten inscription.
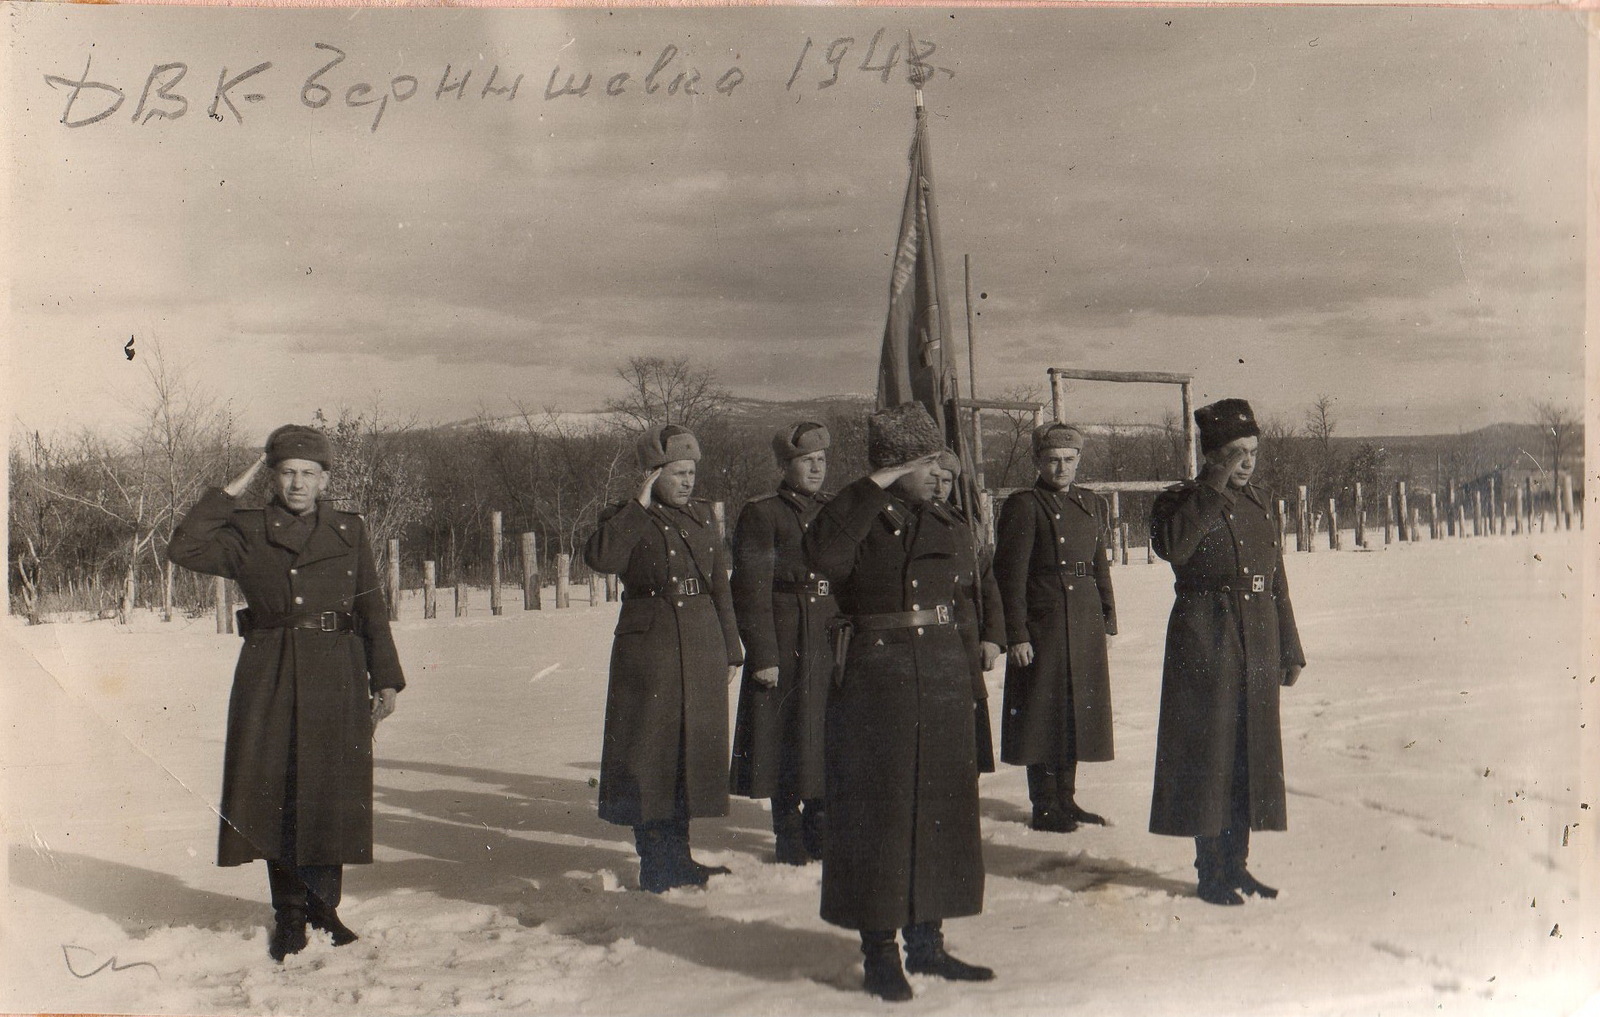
[44,33,953,134]
[62,945,159,980]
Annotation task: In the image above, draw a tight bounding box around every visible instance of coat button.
[1243,594,1251,601]
[911,580,919,588]
[912,604,920,610]
[1067,585,1074,591]
[916,627,925,635]
[294,596,304,604]
[289,568,298,575]
[676,600,684,607]
[670,550,677,556]
[347,570,354,577]
[1058,537,1065,543]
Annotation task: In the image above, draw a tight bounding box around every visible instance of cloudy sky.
[5,4,1587,439]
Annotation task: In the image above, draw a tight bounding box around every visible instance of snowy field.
[2,529,1596,1017]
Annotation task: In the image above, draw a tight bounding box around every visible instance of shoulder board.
[814,491,833,504]
[750,492,781,503]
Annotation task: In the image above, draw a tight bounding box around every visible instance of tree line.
[8,352,1582,623]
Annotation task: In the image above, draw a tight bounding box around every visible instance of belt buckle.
[815,580,830,597]
[1074,562,1087,577]
[934,604,952,625]
[680,577,701,596]
[1250,574,1266,593]
[318,611,338,632]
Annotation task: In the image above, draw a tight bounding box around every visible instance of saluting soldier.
[992,423,1118,832]
[167,425,404,963]
[1149,399,1306,906]
[729,422,838,865]
[583,423,743,893]
[931,448,1004,774]
[804,404,993,1002]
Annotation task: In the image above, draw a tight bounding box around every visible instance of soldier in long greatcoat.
[168,425,404,963]
[803,404,994,1002]
[583,423,743,893]
[729,422,838,864]
[1149,398,1306,906]
[993,423,1118,832]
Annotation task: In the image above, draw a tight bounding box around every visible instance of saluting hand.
[1200,445,1249,491]
[1009,642,1035,667]
[637,467,663,508]
[223,453,267,498]
[752,666,780,689]
[869,453,938,489]
[371,688,398,729]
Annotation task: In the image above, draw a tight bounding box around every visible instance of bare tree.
[605,356,731,433]
[1532,399,1578,486]
[1304,394,1336,455]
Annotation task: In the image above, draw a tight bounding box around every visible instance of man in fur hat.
[729,422,837,864]
[168,425,405,962]
[583,423,743,893]
[803,403,993,1002]
[993,422,1118,833]
[1148,398,1306,905]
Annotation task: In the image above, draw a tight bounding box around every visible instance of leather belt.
[1175,574,1269,595]
[851,604,955,631]
[773,579,831,596]
[244,609,357,633]
[624,577,704,600]
[1034,562,1091,578]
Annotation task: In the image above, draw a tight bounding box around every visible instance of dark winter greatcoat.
[1148,478,1305,837]
[946,505,1005,774]
[167,488,405,867]
[728,485,838,800]
[803,477,985,932]
[993,481,1118,766]
[583,498,742,826]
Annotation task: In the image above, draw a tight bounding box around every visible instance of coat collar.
[266,500,355,565]
[1033,479,1097,519]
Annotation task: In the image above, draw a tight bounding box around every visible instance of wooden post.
[423,561,438,619]
[1408,503,1420,543]
[1327,498,1339,550]
[1561,474,1575,530]
[1383,494,1394,545]
[1296,486,1309,552]
[1429,492,1440,540]
[454,580,468,618]
[1277,499,1288,546]
[1456,505,1467,539]
[588,571,599,607]
[1472,491,1483,536]
[1496,481,1508,535]
[1523,478,1534,535]
[1180,380,1197,479]
[1306,511,1318,552]
[214,575,229,634]
[713,502,727,542]
[1396,482,1409,542]
[1119,521,1130,566]
[605,573,619,602]
[161,559,174,623]
[1049,368,1067,426]
[386,539,401,622]
[1032,406,1045,429]
[1109,491,1122,546]
[521,532,541,610]
[490,511,504,616]
[1513,486,1524,535]
[971,408,987,490]
[556,553,571,609]
[1146,537,1155,565]
[1354,482,1366,548]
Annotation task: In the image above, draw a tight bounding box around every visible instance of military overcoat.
[943,503,1005,774]
[993,481,1118,765]
[1148,478,1305,837]
[803,477,985,932]
[583,498,742,826]
[728,485,838,800]
[167,488,405,867]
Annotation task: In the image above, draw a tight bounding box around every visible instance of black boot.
[1224,825,1277,898]
[268,906,308,962]
[634,822,676,893]
[1028,765,1078,833]
[668,820,729,888]
[861,932,913,1002]
[1195,837,1243,906]
[800,799,827,861]
[308,901,359,945]
[1232,867,1279,899]
[903,921,994,981]
[1059,800,1108,827]
[772,800,809,866]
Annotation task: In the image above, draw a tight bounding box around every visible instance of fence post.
[1561,474,1575,530]
[1408,503,1420,543]
[1429,492,1440,540]
[1119,521,1130,566]
[1307,511,1319,552]
[1396,482,1409,542]
[162,559,174,623]
[520,532,541,610]
[1354,483,1366,548]
[1383,494,1394,545]
[556,553,571,609]
[1523,478,1534,534]
[386,539,401,621]
[1277,498,1288,547]
[490,511,504,616]
[1296,486,1309,552]
[1472,491,1483,537]
[1456,504,1467,539]
[588,571,599,607]
[1327,498,1339,550]
[214,575,229,634]
[713,501,727,542]
[423,561,438,619]
[606,573,619,602]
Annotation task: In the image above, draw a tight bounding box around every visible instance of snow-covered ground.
[2,529,1595,1016]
